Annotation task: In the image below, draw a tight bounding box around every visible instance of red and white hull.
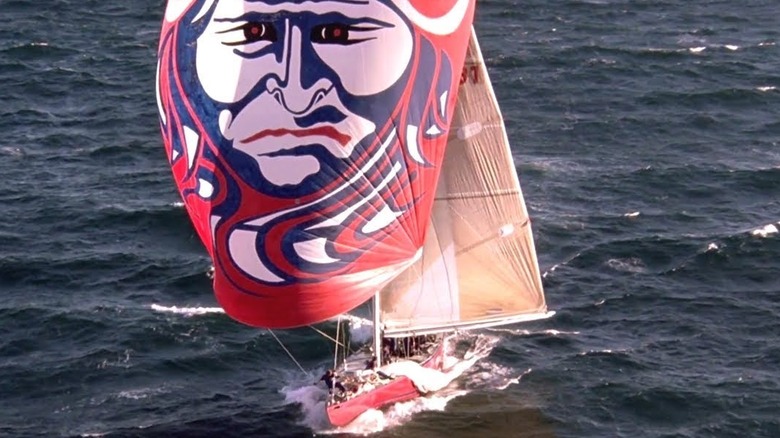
[327,375,420,427]
[326,342,446,427]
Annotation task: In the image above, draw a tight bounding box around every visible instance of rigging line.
[349,341,360,356]
[369,295,375,322]
[346,321,358,357]
[268,329,306,375]
[309,325,346,348]
[334,315,341,369]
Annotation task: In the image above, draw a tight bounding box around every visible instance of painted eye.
[220,21,277,46]
[242,22,276,43]
[311,24,350,44]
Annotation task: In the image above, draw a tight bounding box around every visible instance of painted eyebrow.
[215,23,252,35]
[244,0,369,5]
[213,12,394,29]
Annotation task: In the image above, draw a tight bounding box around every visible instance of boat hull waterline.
[326,343,445,427]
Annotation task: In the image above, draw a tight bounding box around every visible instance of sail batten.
[379,28,549,334]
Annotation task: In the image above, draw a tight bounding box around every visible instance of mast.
[373,292,382,366]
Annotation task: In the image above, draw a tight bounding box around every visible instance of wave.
[577,348,633,357]
[0,146,26,157]
[0,41,81,58]
[91,202,189,221]
[681,218,780,256]
[487,327,581,337]
[637,87,777,109]
[0,251,211,294]
[560,219,780,279]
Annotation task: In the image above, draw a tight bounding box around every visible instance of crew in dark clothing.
[365,356,377,370]
[319,369,346,393]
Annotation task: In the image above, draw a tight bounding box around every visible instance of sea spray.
[281,382,331,431]
[343,314,374,345]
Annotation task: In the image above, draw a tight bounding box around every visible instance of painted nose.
[266,24,329,115]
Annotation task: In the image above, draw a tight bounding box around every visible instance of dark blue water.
[2,1,779,437]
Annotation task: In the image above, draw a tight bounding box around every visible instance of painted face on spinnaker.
[195,1,413,187]
[157,0,475,327]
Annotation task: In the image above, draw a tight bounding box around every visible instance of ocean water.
[1,0,779,437]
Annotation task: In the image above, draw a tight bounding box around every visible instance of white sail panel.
[378,179,461,329]
[381,28,550,336]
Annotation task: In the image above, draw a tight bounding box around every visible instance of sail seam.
[435,189,521,201]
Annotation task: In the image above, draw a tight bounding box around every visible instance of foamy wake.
[150,304,224,316]
[280,333,528,435]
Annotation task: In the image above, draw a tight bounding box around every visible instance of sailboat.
[322,29,553,427]
[155,0,551,429]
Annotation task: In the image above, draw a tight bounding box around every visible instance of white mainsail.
[380,29,553,338]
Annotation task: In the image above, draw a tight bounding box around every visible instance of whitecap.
[578,348,630,356]
[542,263,560,278]
[543,329,581,336]
[117,386,167,400]
[606,258,646,273]
[150,304,224,316]
[0,146,25,156]
[751,223,779,238]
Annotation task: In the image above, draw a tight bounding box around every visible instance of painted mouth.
[240,126,351,147]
